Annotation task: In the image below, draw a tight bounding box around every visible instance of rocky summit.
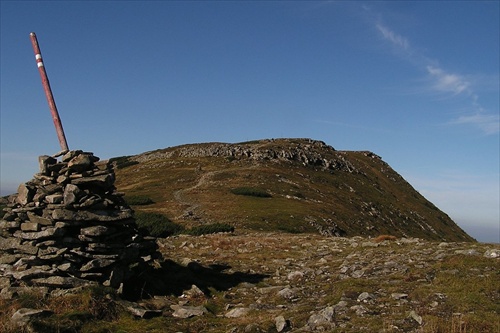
[114,138,473,242]
[0,150,158,299]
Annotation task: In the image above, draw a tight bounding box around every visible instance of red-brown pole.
[29,32,69,152]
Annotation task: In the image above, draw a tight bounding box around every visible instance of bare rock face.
[0,150,159,297]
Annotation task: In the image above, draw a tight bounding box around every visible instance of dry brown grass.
[373,234,398,243]
[0,286,120,333]
[0,298,20,333]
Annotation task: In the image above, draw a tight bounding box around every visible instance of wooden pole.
[29,32,69,153]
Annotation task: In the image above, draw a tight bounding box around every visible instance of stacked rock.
[0,150,157,297]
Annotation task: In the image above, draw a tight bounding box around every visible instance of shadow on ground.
[122,259,269,301]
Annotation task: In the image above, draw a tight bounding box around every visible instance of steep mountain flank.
[113,138,474,242]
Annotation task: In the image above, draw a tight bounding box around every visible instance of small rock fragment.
[409,310,423,325]
[11,308,53,327]
[225,307,251,318]
[275,315,291,332]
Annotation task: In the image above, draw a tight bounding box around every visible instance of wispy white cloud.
[426,65,470,96]
[375,23,410,51]
[374,19,498,135]
[452,113,500,134]
[375,23,471,97]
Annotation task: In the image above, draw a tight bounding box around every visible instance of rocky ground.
[127,232,498,333]
[3,231,499,333]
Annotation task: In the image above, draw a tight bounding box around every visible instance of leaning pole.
[29,32,69,153]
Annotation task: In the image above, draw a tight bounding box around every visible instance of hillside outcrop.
[134,139,358,173]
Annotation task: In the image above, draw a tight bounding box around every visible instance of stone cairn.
[0,150,158,298]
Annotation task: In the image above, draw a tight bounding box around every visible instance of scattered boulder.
[484,249,499,258]
[125,303,162,319]
[307,306,336,330]
[171,304,208,318]
[409,310,423,325]
[275,315,291,332]
[225,307,251,318]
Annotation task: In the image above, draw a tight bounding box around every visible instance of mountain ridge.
[113,138,474,242]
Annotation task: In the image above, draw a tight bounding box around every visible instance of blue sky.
[1,1,498,242]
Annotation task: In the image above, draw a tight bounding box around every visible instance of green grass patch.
[277,220,308,234]
[135,211,184,237]
[230,187,272,198]
[135,212,233,237]
[124,195,154,206]
[184,223,235,236]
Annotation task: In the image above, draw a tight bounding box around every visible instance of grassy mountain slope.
[113,138,474,242]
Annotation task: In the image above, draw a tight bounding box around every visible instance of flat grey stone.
[171,305,208,318]
[46,194,63,204]
[16,227,65,241]
[27,212,53,226]
[129,306,162,319]
[20,222,40,232]
[11,308,53,327]
[81,225,116,237]
[31,276,95,288]
[80,258,115,271]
